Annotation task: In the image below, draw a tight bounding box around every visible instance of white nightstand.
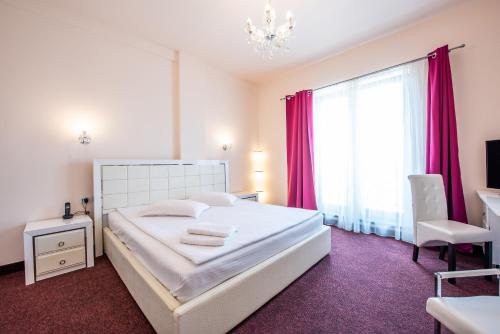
[233,191,259,202]
[24,215,94,285]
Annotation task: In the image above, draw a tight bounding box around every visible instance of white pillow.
[189,192,238,206]
[139,200,209,218]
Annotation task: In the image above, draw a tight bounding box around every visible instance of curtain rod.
[280,44,465,101]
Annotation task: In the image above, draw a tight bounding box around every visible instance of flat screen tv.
[486,140,500,189]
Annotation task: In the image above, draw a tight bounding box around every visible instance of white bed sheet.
[107,201,324,302]
[117,200,319,264]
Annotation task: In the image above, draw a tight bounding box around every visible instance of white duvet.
[117,200,319,264]
[108,205,325,301]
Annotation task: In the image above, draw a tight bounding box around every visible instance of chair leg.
[485,241,493,281]
[448,243,456,284]
[434,319,441,334]
[439,246,447,261]
[412,245,419,262]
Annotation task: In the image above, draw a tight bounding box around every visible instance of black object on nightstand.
[62,202,74,220]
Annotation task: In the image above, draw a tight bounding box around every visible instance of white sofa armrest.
[434,269,500,297]
[435,268,500,280]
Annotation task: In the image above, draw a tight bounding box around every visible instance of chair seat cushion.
[427,296,500,334]
[416,220,493,246]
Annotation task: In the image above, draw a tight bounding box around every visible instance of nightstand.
[233,191,259,202]
[24,215,94,285]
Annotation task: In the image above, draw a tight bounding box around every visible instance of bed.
[93,159,331,334]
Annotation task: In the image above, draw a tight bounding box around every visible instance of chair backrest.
[408,174,448,241]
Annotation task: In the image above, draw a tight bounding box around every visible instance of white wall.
[257,0,500,229]
[0,3,258,265]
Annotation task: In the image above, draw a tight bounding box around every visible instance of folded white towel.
[187,223,237,238]
[180,234,226,247]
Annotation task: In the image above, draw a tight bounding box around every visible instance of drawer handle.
[59,259,66,266]
[58,241,65,247]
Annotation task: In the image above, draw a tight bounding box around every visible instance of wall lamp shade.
[254,170,265,192]
[252,151,265,171]
[252,150,266,193]
[79,130,91,144]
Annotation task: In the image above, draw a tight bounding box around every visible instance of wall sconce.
[222,143,232,151]
[79,130,91,144]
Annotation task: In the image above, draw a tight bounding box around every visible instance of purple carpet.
[0,227,497,333]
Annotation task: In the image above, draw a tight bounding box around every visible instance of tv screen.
[486,140,500,189]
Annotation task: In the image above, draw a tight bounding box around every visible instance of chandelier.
[245,1,296,59]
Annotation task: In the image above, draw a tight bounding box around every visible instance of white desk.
[478,190,500,265]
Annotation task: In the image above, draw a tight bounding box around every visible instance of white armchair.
[427,268,500,334]
[408,175,494,283]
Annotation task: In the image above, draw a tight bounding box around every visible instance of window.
[313,62,427,241]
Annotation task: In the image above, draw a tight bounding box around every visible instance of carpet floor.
[0,227,496,334]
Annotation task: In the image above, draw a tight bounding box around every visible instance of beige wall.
[0,3,258,265]
[257,0,500,229]
[179,52,258,192]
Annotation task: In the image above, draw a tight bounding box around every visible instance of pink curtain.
[426,45,471,252]
[286,90,317,210]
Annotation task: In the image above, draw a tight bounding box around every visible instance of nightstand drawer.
[35,229,85,255]
[36,246,86,275]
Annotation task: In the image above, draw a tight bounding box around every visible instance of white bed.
[94,160,331,333]
[108,200,325,302]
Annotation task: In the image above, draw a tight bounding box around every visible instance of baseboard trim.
[0,261,24,276]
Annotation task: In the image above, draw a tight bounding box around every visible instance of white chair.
[427,268,500,334]
[408,175,494,283]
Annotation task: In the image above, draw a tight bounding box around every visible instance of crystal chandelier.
[245,1,296,59]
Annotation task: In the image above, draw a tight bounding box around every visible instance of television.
[486,140,500,189]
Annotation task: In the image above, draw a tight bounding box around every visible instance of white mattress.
[117,200,319,264]
[107,200,324,302]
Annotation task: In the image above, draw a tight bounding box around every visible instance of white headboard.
[93,159,229,256]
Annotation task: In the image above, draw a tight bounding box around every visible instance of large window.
[313,62,427,241]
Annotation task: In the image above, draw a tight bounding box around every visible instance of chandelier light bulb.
[264,1,272,13]
[245,18,254,34]
[286,12,295,29]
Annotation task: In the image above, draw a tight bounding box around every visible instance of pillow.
[139,200,209,218]
[189,192,238,207]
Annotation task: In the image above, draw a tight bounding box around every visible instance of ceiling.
[11,0,465,82]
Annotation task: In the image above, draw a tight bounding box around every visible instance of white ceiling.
[12,0,464,82]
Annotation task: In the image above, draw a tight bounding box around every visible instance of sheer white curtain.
[313,61,427,242]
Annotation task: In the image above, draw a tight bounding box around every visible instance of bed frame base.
[104,226,331,334]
